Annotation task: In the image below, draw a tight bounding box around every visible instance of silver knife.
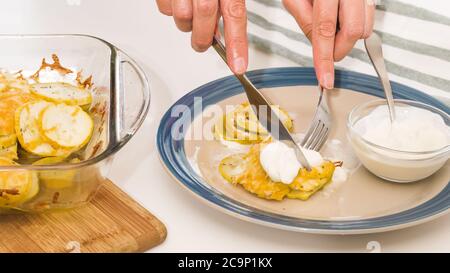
[211,37,312,171]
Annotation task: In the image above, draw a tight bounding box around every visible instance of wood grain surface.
[0,180,167,253]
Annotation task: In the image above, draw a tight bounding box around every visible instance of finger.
[172,0,193,32]
[334,0,366,61]
[283,0,313,41]
[156,0,173,15]
[312,0,339,89]
[221,0,248,75]
[362,0,376,38]
[191,0,219,52]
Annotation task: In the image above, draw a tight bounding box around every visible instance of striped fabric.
[246,0,450,101]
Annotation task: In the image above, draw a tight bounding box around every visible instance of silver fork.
[300,86,331,151]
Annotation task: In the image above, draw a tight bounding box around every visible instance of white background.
[1,0,448,252]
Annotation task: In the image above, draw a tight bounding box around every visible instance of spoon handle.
[364,33,396,122]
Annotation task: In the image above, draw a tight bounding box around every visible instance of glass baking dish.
[0,34,150,213]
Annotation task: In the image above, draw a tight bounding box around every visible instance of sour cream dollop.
[259,141,324,184]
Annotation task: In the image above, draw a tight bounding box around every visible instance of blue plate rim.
[157,67,450,234]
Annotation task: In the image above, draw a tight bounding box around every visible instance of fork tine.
[301,120,320,147]
[304,119,328,150]
[301,85,331,151]
[307,122,325,149]
[312,127,329,151]
[304,124,323,149]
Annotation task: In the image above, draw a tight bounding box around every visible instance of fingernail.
[232,57,246,75]
[322,73,334,89]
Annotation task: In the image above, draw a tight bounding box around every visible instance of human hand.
[283,0,375,89]
[156,0,248,74]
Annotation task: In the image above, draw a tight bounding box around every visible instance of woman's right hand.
[283,0,375,89]
[156,0,249,75]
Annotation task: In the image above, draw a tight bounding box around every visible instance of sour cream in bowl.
[347,99,450,183]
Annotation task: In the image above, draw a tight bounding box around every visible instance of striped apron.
[247,0,450,102]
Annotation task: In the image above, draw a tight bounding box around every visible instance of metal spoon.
[364,33,396,122]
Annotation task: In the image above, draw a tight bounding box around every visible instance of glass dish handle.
[113,49,151,144]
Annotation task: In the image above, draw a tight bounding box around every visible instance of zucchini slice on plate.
[213,102,293,144]
[233,103,293,135]
[31,82,92,106]
[218,153,247,184]
[40,103,93,149]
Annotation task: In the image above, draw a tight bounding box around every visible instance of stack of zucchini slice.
[0,71,94,207]
[213,102,293,144]
[215,102,338,201]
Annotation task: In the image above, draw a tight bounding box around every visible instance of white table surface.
[1,0,448,253]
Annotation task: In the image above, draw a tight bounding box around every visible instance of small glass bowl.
[347,99,450,183]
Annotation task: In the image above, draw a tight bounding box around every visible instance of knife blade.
[211,37,312,171]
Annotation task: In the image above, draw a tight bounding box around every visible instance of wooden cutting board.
[0,180,167,253]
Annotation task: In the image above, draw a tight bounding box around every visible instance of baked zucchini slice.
[0,143,18,160]
[213,102,293,144]
[0,134,17,150]
[15,101,72,157]
[39,103,93,149]
[31,82,92,106]
[0,157,39,207]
